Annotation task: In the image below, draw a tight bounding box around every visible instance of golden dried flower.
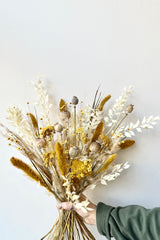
[70,159,92,180]
[40,126,55,138]
[76,127,89,144]
[43,151,55,166]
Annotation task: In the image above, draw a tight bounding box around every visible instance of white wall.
[0,1,160,239]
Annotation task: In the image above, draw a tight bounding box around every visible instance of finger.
[57,202,73,211]
[56,203,62,210]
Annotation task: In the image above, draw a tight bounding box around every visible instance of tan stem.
[74,105,77,145]
[111,113,128,136]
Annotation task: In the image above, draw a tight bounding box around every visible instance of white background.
[0,1,160,239]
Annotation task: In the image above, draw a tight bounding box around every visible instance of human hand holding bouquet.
[0,78,159,240]
[57,194,97,225]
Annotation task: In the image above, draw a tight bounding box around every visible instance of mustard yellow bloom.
[70,159,92,180]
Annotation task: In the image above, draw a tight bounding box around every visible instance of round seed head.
[35,138,46,148]
[54,123,63,132]
[69,146,80,157]
[72,96,79,105]
[125,104,134,114]
[89,141,101,152]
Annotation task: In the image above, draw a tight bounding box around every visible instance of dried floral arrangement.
[0,78,159,240]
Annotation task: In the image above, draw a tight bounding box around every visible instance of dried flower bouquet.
[0,78,159,240]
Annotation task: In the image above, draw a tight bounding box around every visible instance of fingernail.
[58,203,62,209]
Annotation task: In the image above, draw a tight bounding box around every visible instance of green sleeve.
[96,202,160,240]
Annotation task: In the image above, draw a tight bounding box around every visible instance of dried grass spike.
[91,121,104,142]
[27,113,38,129]
[59,99,67,112]
[10,157,52,192]
[55,142,68,176]
[98,95,111,111]
[96,154,117,174]
[119,139,135,149]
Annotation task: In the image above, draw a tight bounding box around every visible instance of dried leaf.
[100,134,111,146]
[59,99,67,112]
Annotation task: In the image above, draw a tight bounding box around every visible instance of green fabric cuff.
[96,202,114,239]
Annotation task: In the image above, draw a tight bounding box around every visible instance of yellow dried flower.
[119,139,135,149]
[59,99,67,112]
[43,151,55,166]
[40,126,55,138]
[55,142,68,176]
[100,134,111,146]
[76,127,89,144]
[91,121,104,142]
[98,95,111,111]
[70,159,92,180]
[10,157,52,193]
[96,154,117,174]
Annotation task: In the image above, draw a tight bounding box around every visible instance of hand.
[57,194,97,225]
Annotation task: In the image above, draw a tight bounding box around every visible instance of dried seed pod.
[125,104,134,114]
[54,123,63,132]
[72,96,79,105]
[89,141,101,153]
[35,138,46,148]
[59,110,71,122]
[69,146,80,158]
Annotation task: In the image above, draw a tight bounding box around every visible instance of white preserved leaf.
[130,130,135,136]
[88,184,96,190]
[133,120,140,128]
[123,162,130,169]
[136,128,142,133]
[125,132,131,137]
[101,179,107,185]
[147,115,153,122]
[151,122,157,125]
[154,116,160,120]
[71,195,80,201]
